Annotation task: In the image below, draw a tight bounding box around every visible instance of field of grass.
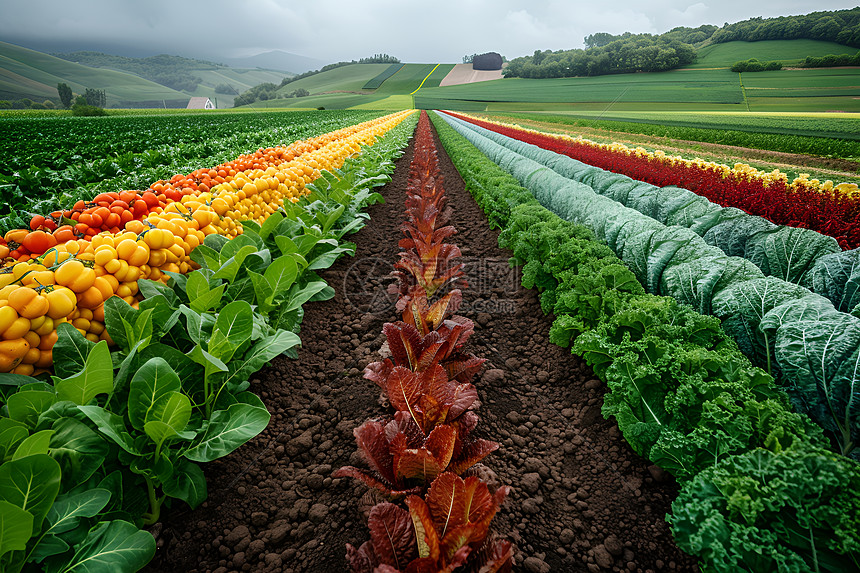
[274,64,389,97]
[688,39,857,68]
[0,41,188,104]
[418,69,744,105]
[375,63,455,94]
[362,64,404,89]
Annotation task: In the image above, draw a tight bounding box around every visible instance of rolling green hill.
[275,64,390,97]
[688,39,858,68]
[0,41,189,106]
[0,42,287,107]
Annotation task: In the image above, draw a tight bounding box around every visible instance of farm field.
[687,39,858,68]
[3,41,860,573]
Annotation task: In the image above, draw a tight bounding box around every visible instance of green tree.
[57,82,73,108]
[84,88,106,107]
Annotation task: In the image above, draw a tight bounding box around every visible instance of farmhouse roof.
[186,97,215,109]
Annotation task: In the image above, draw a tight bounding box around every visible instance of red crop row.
[336,112,513,573]
[447,112,860,250]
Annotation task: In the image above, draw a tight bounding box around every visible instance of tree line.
[504,7,860,79]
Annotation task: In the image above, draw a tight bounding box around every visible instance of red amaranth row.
[447,112,860,250]
[337,111,514,573]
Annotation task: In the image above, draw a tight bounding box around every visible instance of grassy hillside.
[0,41,188,105]
[275,64,390,96]
[689,39,857,68]
[375,63,454,93]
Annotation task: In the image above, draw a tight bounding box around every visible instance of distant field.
[362,64,404,89]
[688,39,857,68]
[512,110,860,140]
[274,64,389,97]
[375,63,455,94]
[418,69,744,105]
[0,41,188,104]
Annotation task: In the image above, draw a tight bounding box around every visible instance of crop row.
[441,111,860,459]
[0,111,417,573]
[446,113,860,318]
[0,111,383,234]
[451,113,860,250]
[486,112,860,159]
[430,110,860,573]
[337,111,512,572]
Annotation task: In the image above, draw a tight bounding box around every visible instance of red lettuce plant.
[339,111,512,573]
[346,473,513,573]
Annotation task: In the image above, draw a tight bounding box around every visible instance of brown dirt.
[146,121,698,573]
[485,116,860,180]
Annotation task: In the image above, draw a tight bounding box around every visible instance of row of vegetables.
[443,112,860,457]
[0,112,413,377]
[336,111,513,572]
[429,110,860,573]
[0,111,384,234]
[0,110,417,573]
[458,113,860,251]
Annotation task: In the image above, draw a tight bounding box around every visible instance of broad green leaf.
[187,271,226,314]
[0,373,36,402]
[48,418,109,490]
[775,317,860,455]
[224,330,301,388]
[54,341,113,406]
[186,344,228,376]
[45,519,155,573]
[12,429,54,460]
[0,499,33,559]
[208,301,253,362]
[0,418,29,461]
[102,297,138,351]
[52,323,96,379]
[259,210,284,241]
[7,391,58,429]
[219,234,257,263]
[0,454,61,532]
[137,296,180,338]
[274,235,299,256]
[286,281,332,313]
[162,459,206,509]
[212,244,257,282]
[248,270,275,311]
[809,250,860,313]
[202,233,228,252]
[189,244,221,270]
[77,407,138,455]
[264,255,299,298]
[136,279,179,307]
[184,403,270,463]
[45,489,111,535]
[143,392,192,449]
[307,246,352,271]
[137,344,200,390]
[128,358,181,431]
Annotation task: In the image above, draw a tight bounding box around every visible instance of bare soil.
[146,121,697,573]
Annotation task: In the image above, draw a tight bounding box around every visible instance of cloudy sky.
[1,0,855,66]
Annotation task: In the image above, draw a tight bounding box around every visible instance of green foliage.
[71,104,107,117]
[503,35,696,78]
[0,110,384,234]
[711,8,860,48]
[83,89,106,108]
[670,446,860,572]
[802,51,860,67]
[731,58,783,72]
[0,112,416,572]
[431,110,860,573]
[56,83,72,109]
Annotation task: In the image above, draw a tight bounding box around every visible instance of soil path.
[147,122,698,573]
[439,63,504,87]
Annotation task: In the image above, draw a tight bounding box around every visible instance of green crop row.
[0,111,384,234]
[443,112,860,459]
[430,110,860,573]
[0,115,416,573]
[486,112,860,158]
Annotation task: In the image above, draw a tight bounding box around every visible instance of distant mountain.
[219,50,327,74]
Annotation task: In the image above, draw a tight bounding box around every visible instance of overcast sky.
[1,0,856,66]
